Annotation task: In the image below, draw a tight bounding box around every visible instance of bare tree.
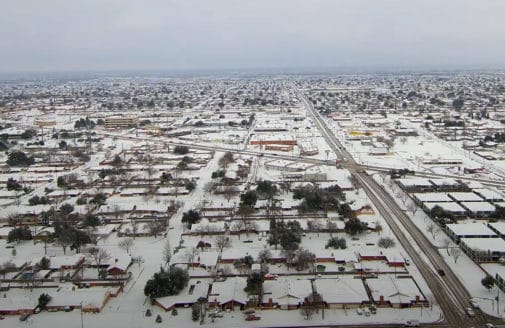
[118,238,134,254]
[347,174,360,190]
[130,220,139,240]
[406,202,419,215]
[215,235,231,254]
[426,223,439,240]
[185,247,198,269]
[375,222,383,235]
[231,221,244,239]
[220,265,232,276]
[218,152,234,169]
[443,239,451,255]
[0,261,16,280]
[450,247,462,263]
[203,181,216,195]
[162,239,171,266]
[396,190,408,204]
[294,249,316,272]
[258,249,272,264]
[58,233,73,255]
[147,219,165,238]
[300,305,316,320]
[132,255,144,268]
[222,185,239,202]
[89,247,111,277]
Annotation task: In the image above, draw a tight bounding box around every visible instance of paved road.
[97,130,505,188]
[292,83,484,328]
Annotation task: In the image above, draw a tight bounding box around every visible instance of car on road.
[470,299,480,309]
[245,314,261,321]
[264,273,278,280]
[466,307,475,317]
[404,320,420,327]
[437,269,445,276]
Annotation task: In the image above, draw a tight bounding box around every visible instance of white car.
[466,307,475,317]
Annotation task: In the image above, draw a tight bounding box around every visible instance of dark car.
[245,314,261,321]
[437,269,445,276]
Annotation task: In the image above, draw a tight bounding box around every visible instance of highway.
[292,83,485,328]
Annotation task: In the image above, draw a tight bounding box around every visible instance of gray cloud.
[1,0,505,72]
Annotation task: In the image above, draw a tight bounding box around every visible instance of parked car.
[355,308,363,315]
[245,314,261,321]
[404,320,420,327]
[466,307,475,317]
[208,310,223,318]
[264,273,278,280]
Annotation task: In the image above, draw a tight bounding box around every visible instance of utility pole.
[80,301,84,328]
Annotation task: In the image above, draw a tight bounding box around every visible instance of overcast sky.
[1,0,505,73]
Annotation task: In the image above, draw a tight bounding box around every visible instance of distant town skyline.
[1,0,505,73]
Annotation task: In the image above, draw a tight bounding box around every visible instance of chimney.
[379,295,384,304]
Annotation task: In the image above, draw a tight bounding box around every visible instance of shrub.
[173,145,189,155]
[378,237,395,248]
[325,237,347,249]
[144,267,189,298]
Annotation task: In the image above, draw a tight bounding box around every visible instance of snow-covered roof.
[429,178,460,187]
[424,202,466,213]
[210,277,248,305]
[156,279,210,309]
[446,223,497,237]
[315,277,368,304]
[461,238,505,253]
[413,192,451,203]
[0,289,38,311]
[263,277,312,305]
[367,276,425,304]
[473,188,504,201]
[106,254,132,273]
[31,254,85,270]
[488,222,505,235]
[397,177,432,187]
[448,192,484,202]
[460,201,497,213]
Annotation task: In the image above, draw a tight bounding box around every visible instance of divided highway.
[293,84,483,327]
